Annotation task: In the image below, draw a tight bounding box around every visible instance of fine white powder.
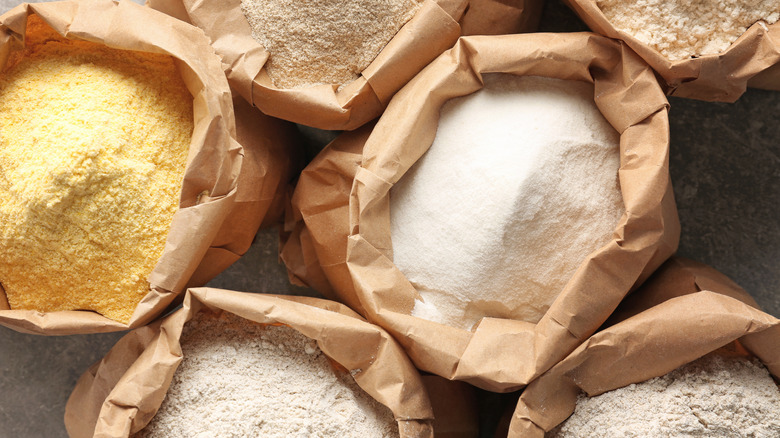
[597,0,780,61]
[137,312,399,438]
[240,0,423,89]
[390,75,623,331]
[550,353,780,437]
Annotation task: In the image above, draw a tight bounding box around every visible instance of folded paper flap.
[179,0,266,104]
[363,0,461,104]
[0,0,242,333]
[565,0,780,101]
[510,258,780,436]
[66,289,434,438]
[605,257,758,326]
[567,292,778,397]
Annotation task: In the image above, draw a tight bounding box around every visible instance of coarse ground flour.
[240,0,422,89]
[137,312,399,438]
[549,352,780,437]
[389,74,624,331]
[0,17,191,323]
[596,0,780,61]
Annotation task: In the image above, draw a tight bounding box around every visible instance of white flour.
[390,74,623,331]
[550,353,780,437]
[137,312,399,438]
[597,0,780,61]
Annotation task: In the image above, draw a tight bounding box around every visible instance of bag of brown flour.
[64,288,435,437]
[563,0,780,101]
[0,0,291,334]
[146,0,545,130]
[282,33,679,391]
[511,257,780,437]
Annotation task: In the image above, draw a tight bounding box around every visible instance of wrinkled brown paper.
[511,257,780,437]
[283,33,680,392]
[0,0,293,334]
[64,288,435,437]
[564,0,780,102]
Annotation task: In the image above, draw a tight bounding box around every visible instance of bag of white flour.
[64,289,435,438]
[283,32,679,392]
[512,257,780,437]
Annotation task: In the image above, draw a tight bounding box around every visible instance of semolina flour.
[240,0,423,89]
[550,352,780,437]
[596,0,780,61]
[138,312,399,438]
[0,16,193,323]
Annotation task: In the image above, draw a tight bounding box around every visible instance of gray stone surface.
[0,0,778,437]
[0,330,124,438]
[669,93,780,317]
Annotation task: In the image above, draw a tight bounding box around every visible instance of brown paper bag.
[146,0,470,130]
[64,288,435,438]
[563,0,780,102]
[280,124,375,315]
[0,0,267,334]
[342,33,679,391]
[187,93,302,286]
[510,257,780,437]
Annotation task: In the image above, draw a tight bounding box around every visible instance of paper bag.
[563,0,780,102]
[510,257,780,437]
[343,33,679,391]
[281,124,375,315]
[146,0,469,130]
[0,0,276,334]
[64,288,435,437]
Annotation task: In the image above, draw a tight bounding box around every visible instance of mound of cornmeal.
[0,16,192,323]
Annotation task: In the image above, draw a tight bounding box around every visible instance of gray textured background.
[1,0,778,437]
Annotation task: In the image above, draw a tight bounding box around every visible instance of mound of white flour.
[138,312,398,438]
[550,353,780,437]
[390,74,623,331]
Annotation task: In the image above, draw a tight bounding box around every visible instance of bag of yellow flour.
[0,0,264,334]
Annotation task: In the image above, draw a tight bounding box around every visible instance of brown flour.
[240,0,423,88]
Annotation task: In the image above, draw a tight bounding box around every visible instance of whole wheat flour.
[390,74,624,331]
[138,312,399,438]
[0,16,192,323]
[240,0,423,89]
[596,0,780,61]
[550,352,780,437]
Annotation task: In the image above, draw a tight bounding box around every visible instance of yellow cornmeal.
[0,16,193,323]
